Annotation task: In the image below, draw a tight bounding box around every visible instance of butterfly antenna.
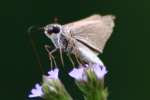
[27,26,44,75]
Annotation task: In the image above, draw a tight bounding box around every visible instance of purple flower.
[69,67,87,81]
[92,64,107,79]
[28,83,44,98]
[69,64,107,81]
[48,68,59,79]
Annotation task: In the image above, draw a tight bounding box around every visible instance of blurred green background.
[0,0,150,100]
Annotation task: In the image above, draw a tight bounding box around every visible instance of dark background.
[0,0,149,100]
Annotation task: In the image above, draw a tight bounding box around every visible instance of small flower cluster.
[29,68,59,98]
[28,63,108,100]
[28,68,72,100]
[69,64,107,81]
[69,64,108,100]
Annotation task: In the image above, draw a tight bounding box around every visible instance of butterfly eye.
[47,26,60,35]
[52,26,60,34]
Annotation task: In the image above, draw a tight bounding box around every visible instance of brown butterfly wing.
[63,14,115,54]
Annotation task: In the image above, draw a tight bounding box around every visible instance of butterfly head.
[44,24,62,38]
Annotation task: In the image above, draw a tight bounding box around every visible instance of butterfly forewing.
[63,14,115,54]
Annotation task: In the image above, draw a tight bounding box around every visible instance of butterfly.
[43,14,115,66]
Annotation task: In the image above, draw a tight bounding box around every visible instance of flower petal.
[69,67,87,81]
[28,83,44,98]
[48,68,59,79]
[92,64,107,79]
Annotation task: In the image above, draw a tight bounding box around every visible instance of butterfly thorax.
[50,33,68,50]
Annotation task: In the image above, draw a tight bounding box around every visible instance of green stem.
[84,89,108,100]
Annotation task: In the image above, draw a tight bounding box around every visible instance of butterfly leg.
[44,45,57,68]
[58,48,64,67]
[66,53,75,67]
[74,48,83,66]
[67,38,82,66]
